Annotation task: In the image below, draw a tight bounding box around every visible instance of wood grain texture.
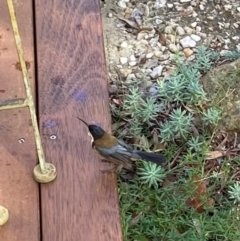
[0,1,39,240]
[35,0,123,240]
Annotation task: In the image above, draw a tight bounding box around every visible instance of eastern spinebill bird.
[76,117,165,172]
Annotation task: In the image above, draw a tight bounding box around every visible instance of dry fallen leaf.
[112,98,121,105]
[129,212,142,226]
[186,176,214,213]
[112,122,126,132]
[206,150,226,160]
[139,135,150,151]
[117,15,140,30]
[159,32,167,46]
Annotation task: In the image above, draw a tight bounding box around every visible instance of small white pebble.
[164,26,173,34]
[224,4,232,11]
[167,3,173,8]
[191,22,197,28]
[176,26,185,36]
[232,36,240,41]
[155,19,163,25]
[120,41,128,48]
[184,26,195,34]
[154,50,162,58]
[150,65,163,78]
[199,4,205,10]
[129,61,137,66]
[192,11,198,17]
[120,57,128,65]
[117,0,127,9]
[146,53,154,59]
[190,34,201,42]
[233,23,239,29]
[196,26,202,32]
[180,36,197,48]
[126,73,136,80]
[129,55,136,61]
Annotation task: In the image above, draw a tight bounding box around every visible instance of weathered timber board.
[35,0,123,240]
[0,1,39,240]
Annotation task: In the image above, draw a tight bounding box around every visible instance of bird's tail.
[132,150,165,166]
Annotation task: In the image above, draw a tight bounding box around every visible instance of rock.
[155,19,163,25]
[126,73,136,80]
[137,32,147,40]
[196,26,202,32]
[184,26,195,34]
[200,58,240,133]
[143,59,158,69]
[154,0,167,9]
[120,41,128,48]
[142,80,152,89]
[108,13,113,18]
[129,61,137,66]
[164,26,173,34]
[192,11,198,17]
[199,4,205,10]
[190,34,201,42]
[159,54,170,61]
[232,36,240,41]
[233,23,239,29]
[148,84,158,96]
[117,0,127,8]
[144,34,150,40]
[149,36,159,46]
[129,55,136,61]
[146,52,154,59]
[176,26,185,36]
[154,50,162,58]
[120,68,132,77]
[108,84,118,94]
[120,57,128,65]
[150,65,163,78]
[183,48,194,57]
[237,7,240,12]
[191,1,197,7]
[191,22,197,28]
[188,55,195,61]
[199,32,207,38]
[167,3,173,8]
[168,44,179,53]
[176,6,183,11]
[224,4,232,11]
[180,36,197,48]
[180,0,191,2]
[124,7,132,14]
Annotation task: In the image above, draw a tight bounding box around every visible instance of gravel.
[101,0,240,85]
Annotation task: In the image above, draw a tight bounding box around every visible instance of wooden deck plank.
[0,1,39,240]
[35,0,123,240]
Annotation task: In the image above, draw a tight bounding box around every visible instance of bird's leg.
[101,159,109,163]
[116,164,123,173]
[101,164,123,173]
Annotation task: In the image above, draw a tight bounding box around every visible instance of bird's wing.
[95,141,134,171]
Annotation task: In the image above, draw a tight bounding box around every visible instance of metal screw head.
[50,135,57,140]
[18,138,25,144]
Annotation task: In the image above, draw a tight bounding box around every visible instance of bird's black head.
[76,117,105,140]
[88,125,106,140]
